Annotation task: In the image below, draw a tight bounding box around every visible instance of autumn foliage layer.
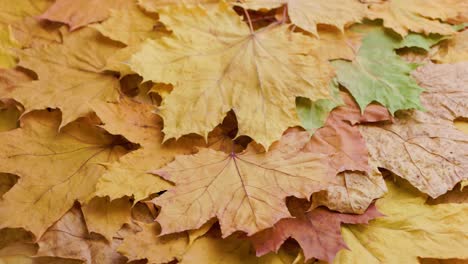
[0,0,467,263]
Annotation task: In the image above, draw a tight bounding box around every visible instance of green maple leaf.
[332,29,425,114]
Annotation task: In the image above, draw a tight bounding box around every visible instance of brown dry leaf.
[0,110,128,239]
[37,206,127,264]
[432,30,468,65]
[360,62,468,198]
[311,167,387,214]
[151,129,336,237]
[250,198,382,262]
[240,0,367,36]
[82,197,132,242]
[118,223,188,264]
[413,62,468,121]
[129,2,334,148]
[8,27,124,127]
[93,99,236,202]
[361,114,467,198]
[367,0,458,36]
[39,0,133,30]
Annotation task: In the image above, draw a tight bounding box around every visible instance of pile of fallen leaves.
[0,0,467,263]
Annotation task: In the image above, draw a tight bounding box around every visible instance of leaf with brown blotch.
[303,91,391,176]
[360,62,468,198]
[249,198,382,263]
[93,99,236,202]
[151,129,336,237]
[118,223,189,264]
[39,0,133,31]
[129,2,334,148]
[0,110,128,239]
[36,206,127,264]
[8,27,124,127]
[82,197,132,242]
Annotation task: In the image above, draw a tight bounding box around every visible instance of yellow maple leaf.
[91,1,162,46]
[8,28,124,127]
[0,110,127,238]
[81,197,132,242]
[239,0,367,36]
[93,99,235,202]
[138,0,219,12]
[0,0,52,68]
[129,2,334,148]
[118,223,189,263]
[367,0,459,36]
[334,179,468,263]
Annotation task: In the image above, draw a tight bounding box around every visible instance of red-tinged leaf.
[249,199,383,262]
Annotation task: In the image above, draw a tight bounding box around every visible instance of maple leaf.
[332,29,425,114]
[118,223,189,264]
[311,168,387,214]
[250,198,382,262]
[151,129,336,237]
[433,29,468,63]
[129,2,334,148]
[0,110,128,238]
[296,81,344,134]
[36,206,128,264]
[0,0,53,68]
[360,62,468,198]
[239,0,367,36]
[39,0,133,31]
[81,197,132,242]
[90,1,162,46]
[334,178,468,263]
[366,0,458,36]
[413,62,467,121]
[93,99,235,202]
[302,91,391,176]
[8,27,124,127]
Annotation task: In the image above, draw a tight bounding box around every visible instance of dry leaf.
[151,129,335,237]
[129,2,334,148]
[250,198,382,262]
[37,206,127,264]
[9,28,124,127]
[40,0,133,30]
[0,110,128,238]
